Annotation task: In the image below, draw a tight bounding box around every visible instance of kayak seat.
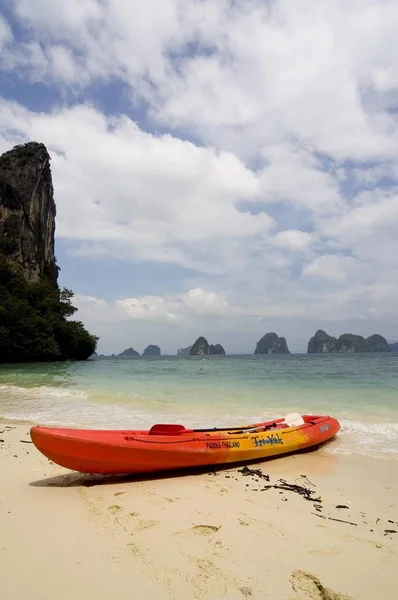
[148,424,186,435]
[283,413,305,428]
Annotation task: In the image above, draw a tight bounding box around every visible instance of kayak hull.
[30,415,340,475]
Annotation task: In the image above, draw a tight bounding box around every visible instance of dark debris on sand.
[237,466,270,482]
[261,478,320,502]
[236,467,320,502]
[209,465,398,538]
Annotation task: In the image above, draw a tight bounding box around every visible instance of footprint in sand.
[187,557,228,597]
[126,541,143,557]
[128,513,159,531]
[175,524,222,537]
[237,513,285,541]
[205,480,230,496]
[191,557,254,598]
[309,546,343,557]
[290,570,352,600]
[107,504,123,514]
[137,519,159,531]
[239,586,253,597]
[237,512,268,529]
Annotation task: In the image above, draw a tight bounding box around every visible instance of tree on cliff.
[0,256,98,362]
[0,141,98,362]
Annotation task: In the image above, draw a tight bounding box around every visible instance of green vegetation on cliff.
[190,337,226,355]
[0,256,98,362]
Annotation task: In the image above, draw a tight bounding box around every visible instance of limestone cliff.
[0,142,57,285]
[366,334,390,352]
[142,345,161,356]
[307,330,337,353]
[209,343,226,355]
[177,346,192,356]
[254,333,290,354]
[190,337,226,355]
[307,330,390,353]
[190,337,210,355]
[0,141,98,362]
[118,347,140,357]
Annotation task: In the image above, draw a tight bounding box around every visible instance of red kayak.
[30,413,340,475]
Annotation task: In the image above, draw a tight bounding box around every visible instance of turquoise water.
[1,354,398,458]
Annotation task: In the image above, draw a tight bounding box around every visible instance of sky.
[1,0,398,355]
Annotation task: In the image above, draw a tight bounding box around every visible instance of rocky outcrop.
[366,334,390,352]
[0,142,57,285]
[177,346,192,356]
[142,345,161,356]
[254,333,290,354]
[307,330,390,353]
[118,347,139,357]
[307,330,337,353]
[190,337,209,355]
[209,344,226,355]
[190,337,226,355]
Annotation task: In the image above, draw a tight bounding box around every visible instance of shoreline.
[2,414,398,463]
[1,422,397,599]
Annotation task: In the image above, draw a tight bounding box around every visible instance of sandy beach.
[1,422,397,600]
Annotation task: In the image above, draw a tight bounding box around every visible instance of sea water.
[0,354,397,459]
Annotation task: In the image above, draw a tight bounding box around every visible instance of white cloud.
[48,45,81,85]
[2,0,398,162]
[256,145,344,216]
[270,230,313,252]
[0,14,12,48]
[72,295,115,322]
[302,254,359,283]
[115,296,178,322]
[320,192,398,266]
[180,288,228,315]
[73,288,230,342]
[112,288,228,322]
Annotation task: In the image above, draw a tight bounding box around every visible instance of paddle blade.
[148,423,187,436]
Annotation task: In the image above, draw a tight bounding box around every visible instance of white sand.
[1,422,397,599]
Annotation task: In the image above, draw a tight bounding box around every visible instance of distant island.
[177,346,192,356]
[307,330,390,353]
[92,330,396,359]
[254,333,290,354]
[142,345,161,356]
[0,142,98,362]
[190,337,226,355]
[95,345,161,357]
[99,331,394,358]
[117,347,140,357]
